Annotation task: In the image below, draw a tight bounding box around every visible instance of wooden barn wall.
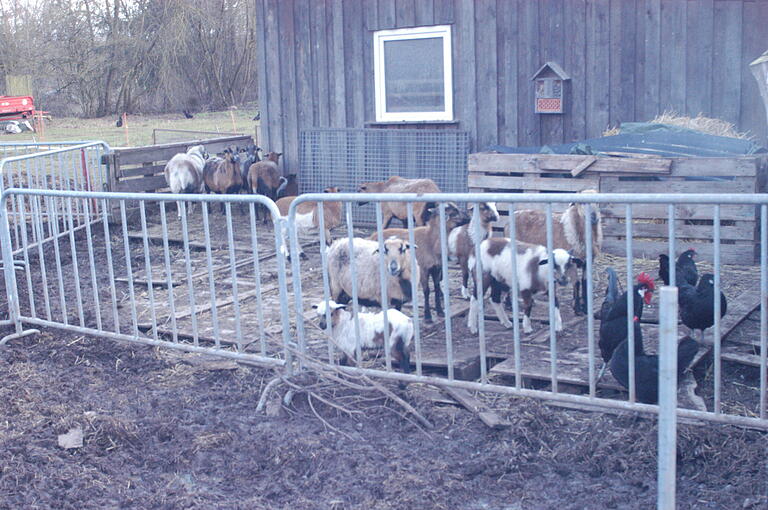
[255,0,768,176]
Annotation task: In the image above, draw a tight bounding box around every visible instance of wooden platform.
[115,210,765,412]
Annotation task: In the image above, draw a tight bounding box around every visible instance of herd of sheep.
[163,144,604,372]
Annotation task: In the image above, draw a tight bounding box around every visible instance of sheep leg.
[392,336,411,374]
[430,266,444,318]
[422,274,433,323]
[521,290,534,334]
[573,279,582,315]
[490,280,513,329]
[553,294,563,332]
[460,259,471,300]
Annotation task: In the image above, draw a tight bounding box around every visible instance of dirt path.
[0,328,765,510]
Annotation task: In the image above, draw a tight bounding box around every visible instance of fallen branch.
[256,376,283,414]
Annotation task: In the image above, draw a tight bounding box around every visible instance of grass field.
[1,108,261,148]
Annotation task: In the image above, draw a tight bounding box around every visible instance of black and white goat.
[314,300,413,373]
[509,193,602,315]
[466,238,582,335]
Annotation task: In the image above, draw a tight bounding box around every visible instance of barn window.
[373,25,453,122]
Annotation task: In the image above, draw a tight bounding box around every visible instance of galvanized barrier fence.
[286,192,768,431]
[0,189,292,369]
[1,187,767,509]
[0,142,111,254]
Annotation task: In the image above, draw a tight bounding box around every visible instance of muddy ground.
[1,325,766,510]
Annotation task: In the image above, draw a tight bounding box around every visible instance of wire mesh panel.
[299,128,469,225]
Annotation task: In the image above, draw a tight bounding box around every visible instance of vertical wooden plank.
[255,0,271,150]
[741,0,768,144]
[711,0,741,125]
[415,0,434,26]
[585,0,610,138]
[311,0,331,127]
[685,0,714,117]
[263,0,283,151]
[498,0,520,146]
[343,0,365,127]
[294,0,315,133]
[455,0,477,149]
[363,0,378,123]
[475,0,498,150]
[329,0,347,127]
[609,0,636,128]
[378,0,396,29]
[278,0,299,172]
[634,0,646,122]
[659,0,686,113]
[539,0,565,145]
[433,0,455,24]
[396,0,416,27]
[564,0,587,142]
[517,0,540,146]
[642,0,662,120]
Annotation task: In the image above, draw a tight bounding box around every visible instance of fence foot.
[0,328,40,347]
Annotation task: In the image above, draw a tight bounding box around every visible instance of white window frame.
[373,25,453,122]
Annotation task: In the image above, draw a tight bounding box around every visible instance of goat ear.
[538,258,549,266]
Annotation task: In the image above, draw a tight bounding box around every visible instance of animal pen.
[1,141,768,508]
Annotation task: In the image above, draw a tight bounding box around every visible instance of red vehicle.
[0,95,37,120]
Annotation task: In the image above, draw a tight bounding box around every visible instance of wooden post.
[123,113,129,146]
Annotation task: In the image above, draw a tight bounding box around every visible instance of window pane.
[384,37,444,113]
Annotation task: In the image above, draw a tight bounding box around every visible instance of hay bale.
[603,111,753,140]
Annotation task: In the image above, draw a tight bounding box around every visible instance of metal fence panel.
[299,128,469,225]
[0,188,292,368]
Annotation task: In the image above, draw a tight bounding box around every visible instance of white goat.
[164,144,207,218]
[467,238,582,335]
[314,300,413,373]
[448,202,499,300]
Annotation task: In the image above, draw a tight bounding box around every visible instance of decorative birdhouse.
[531,62,570,114]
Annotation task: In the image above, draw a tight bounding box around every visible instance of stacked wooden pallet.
[468,152,768,265]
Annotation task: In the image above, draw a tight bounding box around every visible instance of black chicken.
[597,268,655,379]
[679,273,728,342]
[658,249,698,287]
[115,116,123,127]
[183,109,194,119]
[609,334,699,404]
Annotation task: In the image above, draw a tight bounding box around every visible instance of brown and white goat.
[357,176,441,228]
[467,238,582,335]
[327,236,420,311]
[507,195,602,315]
[164,144,206,219]
[203,149,244,213]
[369,202,470,322]
[247,151,285,222]
[275,186,342,260]
[448,202,500,300]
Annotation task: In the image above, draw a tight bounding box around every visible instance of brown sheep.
[370,202,469,322]
[276,186,342,260]
[247,151,285,222]
[357,176,441,228]
[203,149,244,213]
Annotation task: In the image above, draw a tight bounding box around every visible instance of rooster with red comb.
[597,268,656,381]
